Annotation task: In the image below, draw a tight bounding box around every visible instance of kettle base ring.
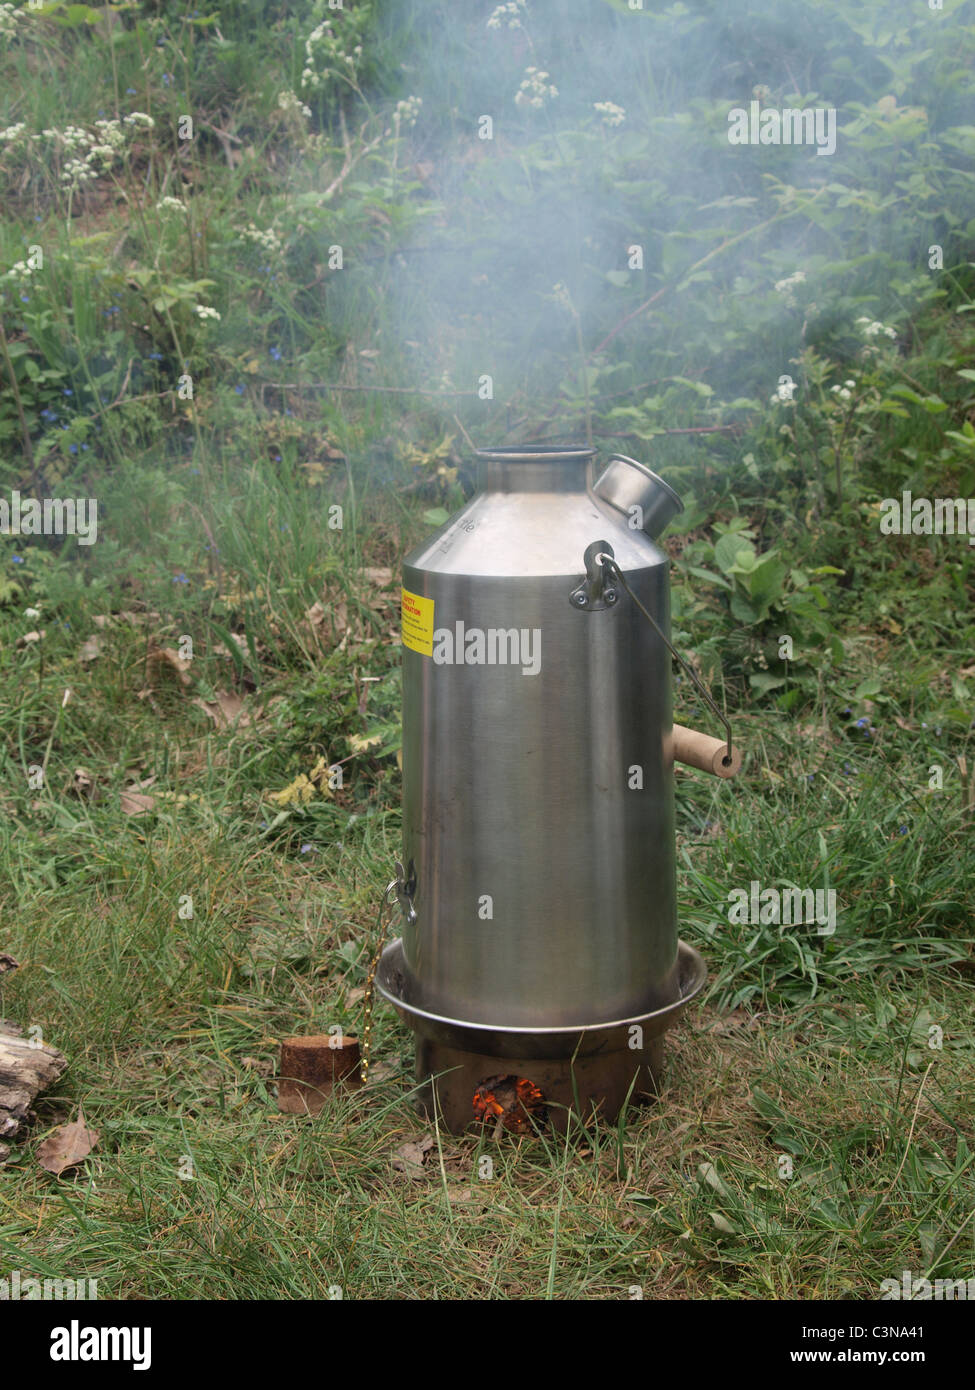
[374,937,706,1133]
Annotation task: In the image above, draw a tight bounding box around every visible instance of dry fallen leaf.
[121,788,155,816]
[145,642,192,689]
[37,1106,99,1177]
[17,630,44,647]
[77,633,103,664]
[708,1008,761,1034]
[211,632,247,660]
[345,986,366,1008]
[391,1135,434,1178]
[70,767,95,799]
[0,953,19,976]
[267,774,315,808]
[359,567,394,588]
[192,691,249,730]
[348,732,383,754]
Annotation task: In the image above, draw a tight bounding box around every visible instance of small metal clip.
[569,540,618,611]
[394,859,418,927]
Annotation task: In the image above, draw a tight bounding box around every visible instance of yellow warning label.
[401,587,435,656]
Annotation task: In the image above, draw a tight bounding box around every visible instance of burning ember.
[472,1075,547,1134]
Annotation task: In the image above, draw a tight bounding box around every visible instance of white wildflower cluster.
[240,222,283,255]
[44,124,90,152]
[0,121,28,146]
[773,269,806,306]
[86,118,126,170]
[278,89,312,120]
[195,304,220,320]
[593,101,625,128]
[774,270,805,293]
[301,17,363,92]
[830,378,857,402]
[0,3,24,40]
[156,195,187,213]
[93,118,127,151]
[3,258,35,285]
[62,157,97,188]
[487,1,525,30]
[770,378,797,405]
[393,95,422,128]
[37,115,153,187]
[515,66,558,110]
[857,316,897,340]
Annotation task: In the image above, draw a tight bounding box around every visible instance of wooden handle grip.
[672,724,742,779]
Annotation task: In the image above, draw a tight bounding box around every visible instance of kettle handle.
[595,553,737,770]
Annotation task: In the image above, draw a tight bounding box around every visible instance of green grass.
[0,0,973,1300]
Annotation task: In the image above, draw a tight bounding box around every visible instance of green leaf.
[714,532,753,574]
[697,1162,731,1196]
[855,677,883,698]
[746,554,787,613]
[684,565,732,591]
[730,591,762,625]
[709,1212,738,1235]
[422,507,449,527]
[728,549,758,574]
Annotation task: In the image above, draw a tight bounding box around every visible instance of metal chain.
[359,877,399,1085]
[598,553,733,759]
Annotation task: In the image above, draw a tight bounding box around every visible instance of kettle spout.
[593,454,684,540]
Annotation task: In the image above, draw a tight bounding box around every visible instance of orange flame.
[472,1075,546,1133]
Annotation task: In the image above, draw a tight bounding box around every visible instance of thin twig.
[451,412,476,452]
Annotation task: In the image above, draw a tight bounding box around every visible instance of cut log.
[278,1034,362,1115]
[0,1026,68,1146]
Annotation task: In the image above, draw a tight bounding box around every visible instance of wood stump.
[277,1034,362,1115]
